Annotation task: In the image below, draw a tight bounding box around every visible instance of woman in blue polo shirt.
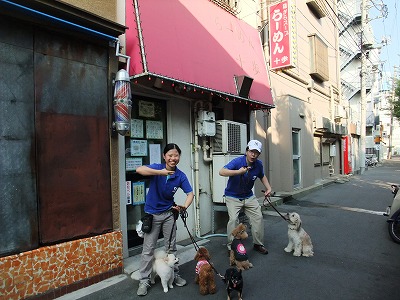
[136,143,194,297]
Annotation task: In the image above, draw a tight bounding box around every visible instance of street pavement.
[57,158,400,300]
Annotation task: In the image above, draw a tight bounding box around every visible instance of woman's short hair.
[163,143,182,155]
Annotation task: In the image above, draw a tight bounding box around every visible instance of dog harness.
[195,260,209,274]
[231,239,248,261]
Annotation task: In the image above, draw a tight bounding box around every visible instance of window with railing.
[210,0,238,15]
[306,0,327,19]
[309,33,329,82]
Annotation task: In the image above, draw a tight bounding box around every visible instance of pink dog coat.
[195,260,209,274]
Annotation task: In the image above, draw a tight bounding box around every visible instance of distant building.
[338,0,383,170]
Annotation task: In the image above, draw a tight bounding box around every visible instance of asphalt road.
[61,158,400,300]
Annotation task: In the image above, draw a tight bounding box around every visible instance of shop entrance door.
[292,129,301,188]
[125,98,167,251]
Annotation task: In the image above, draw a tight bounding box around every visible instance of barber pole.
[113,69,132,135]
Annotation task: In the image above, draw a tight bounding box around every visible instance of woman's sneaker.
[137,281,151,296]
[174,275,187,287]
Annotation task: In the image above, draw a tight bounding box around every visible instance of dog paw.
[284,247,291,253]
[249,263,253,268]
[163,288,168,293]
[293,252,301,256]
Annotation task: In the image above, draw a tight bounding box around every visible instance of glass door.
[125,98,167,250]
[292,129,301,188]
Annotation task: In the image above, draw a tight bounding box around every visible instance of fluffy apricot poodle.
[194,247,217,295]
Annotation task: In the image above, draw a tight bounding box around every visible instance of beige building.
[0,1,347,299]
[260,0,345,192]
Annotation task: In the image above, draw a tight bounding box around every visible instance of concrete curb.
[274,175,351,203]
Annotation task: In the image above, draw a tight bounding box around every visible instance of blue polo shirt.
[144,163,193,214]
[223,155,264,199]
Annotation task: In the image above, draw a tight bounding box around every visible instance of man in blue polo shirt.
[219,140,272,255]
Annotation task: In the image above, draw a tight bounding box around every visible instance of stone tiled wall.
[0,231,123,300]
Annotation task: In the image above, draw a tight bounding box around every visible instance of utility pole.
[387,66,397,159]
[360,0,367,174]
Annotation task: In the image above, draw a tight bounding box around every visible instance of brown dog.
[229,223,253,270]
[194,247,217,295]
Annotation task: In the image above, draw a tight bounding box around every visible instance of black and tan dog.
[229,223,253,270]
[224,267,243,300]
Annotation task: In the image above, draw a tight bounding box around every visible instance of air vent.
[213,120,247,154]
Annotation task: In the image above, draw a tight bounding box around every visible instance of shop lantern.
[113,69,132,135]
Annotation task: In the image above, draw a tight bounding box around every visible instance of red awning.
[126,0,274,108]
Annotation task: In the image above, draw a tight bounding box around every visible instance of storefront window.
[125,98,166,249]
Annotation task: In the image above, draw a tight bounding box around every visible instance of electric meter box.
[197,110,216,136]
[330,144,336,157]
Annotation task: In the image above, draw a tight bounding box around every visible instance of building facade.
[2,0,384,298]
[122,0,275,256]
[0,0,126,298]
[1,0,276,298]
[338,0,384,171]
[263,0,344,192]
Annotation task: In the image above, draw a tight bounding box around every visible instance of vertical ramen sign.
[268,0,297,70]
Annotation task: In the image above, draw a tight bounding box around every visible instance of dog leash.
[261,190,290,223]
[179,208,225,280]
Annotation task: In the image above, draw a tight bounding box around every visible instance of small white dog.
[284,212,314,257]
[150,250,179,293]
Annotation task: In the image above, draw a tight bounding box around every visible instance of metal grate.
[214,120,246,154]
[227,122,242,153]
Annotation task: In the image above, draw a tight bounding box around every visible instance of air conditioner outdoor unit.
[213,120,247,154]
[334,105,346,119]
[212,154,242,203]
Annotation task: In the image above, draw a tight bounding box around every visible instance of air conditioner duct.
[234,75,253,98]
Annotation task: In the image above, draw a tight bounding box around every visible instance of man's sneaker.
[174,275,187,287]
[137,281,151,296]
[253,244,268,254]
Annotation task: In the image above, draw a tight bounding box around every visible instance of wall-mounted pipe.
[193,101,203,238]
[115,40,131,73]
[193,101,226,239]
[202,139,213,162]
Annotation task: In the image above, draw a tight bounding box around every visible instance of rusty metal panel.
[35,30,112,244]
[0,17,38,256]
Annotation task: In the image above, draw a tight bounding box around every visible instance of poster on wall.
[138,100,155,118]
[146,120,163,139]
[130,139,148,156]
[126,181,132,205]
[149,144,161,164]
[132,181,145,205]
[126,157,143,171]
[130,119,144,138]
